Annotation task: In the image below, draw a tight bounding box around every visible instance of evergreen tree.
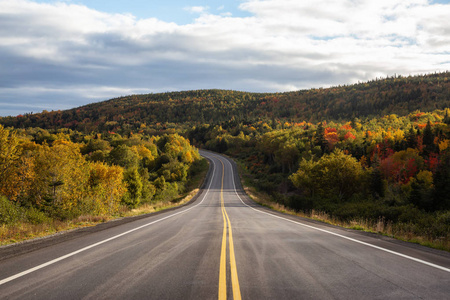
[122,168,143,208]
[423,121,434,146]
[316,122,327,154]
[433,153,450,210]
[405,126,417,148]
[444,110,450,125]
[369,168,384,198]
[423,120,435,154]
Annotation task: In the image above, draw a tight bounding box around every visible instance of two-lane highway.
[1,151,449,299]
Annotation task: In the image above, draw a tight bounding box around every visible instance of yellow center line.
[218,160,242,300]
[219,199,227,299]
[224,207,241,300]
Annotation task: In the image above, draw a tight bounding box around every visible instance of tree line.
[1,73,449,135]
[193,108,450,246]
[0,125,202,226]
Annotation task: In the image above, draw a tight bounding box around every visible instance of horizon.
[5,71,449,117]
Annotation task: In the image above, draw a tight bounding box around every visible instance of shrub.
[25,206,50,224]
[0,196,21,225]
[290,149,367,201]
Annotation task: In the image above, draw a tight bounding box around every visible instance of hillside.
[1,72,449,133]
[1,72,450,250]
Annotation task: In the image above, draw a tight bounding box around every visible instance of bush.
[290,149,368,201]
[154,182,179,202]
[0,196,50,225]
[25,206,50,224]
[0,196,21,225]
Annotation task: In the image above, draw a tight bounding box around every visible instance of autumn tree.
[0,125,35,202]
[290,149,366,201]
[29,140,89,216]
[86,162,127,214]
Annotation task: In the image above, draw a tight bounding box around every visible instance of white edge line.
[0,157,217,286]
[219,154,450,274]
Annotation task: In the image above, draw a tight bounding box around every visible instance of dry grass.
[0,218,108,246]
[120,188,200,218]
[242,178,450,252]
[0,189,201,247]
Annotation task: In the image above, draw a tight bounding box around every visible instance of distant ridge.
[1,72,449,133]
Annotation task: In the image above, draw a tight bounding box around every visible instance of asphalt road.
[0,151,449,299]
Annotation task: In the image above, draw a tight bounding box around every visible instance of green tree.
[122,168,143,208]
[290,149,366,201]
[315,122,327,154]
[108,145,138,169]
[433,152,450,210]
[81,138,110,155]
[369,167,385,198]
[409,170,434,211]
[405,126,417,148]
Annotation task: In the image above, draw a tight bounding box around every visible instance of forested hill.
[1,72,449,132]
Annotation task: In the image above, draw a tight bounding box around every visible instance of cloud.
[184,6,208,14]
[0,0,450,116]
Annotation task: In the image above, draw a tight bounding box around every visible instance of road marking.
[218,160,242,300]
[219,195,227,299]
[224,207,241,300]
[0,157,217,286]
[219,154,450,274]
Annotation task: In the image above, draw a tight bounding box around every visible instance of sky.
[1,0,449,116]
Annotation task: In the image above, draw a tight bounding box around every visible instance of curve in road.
[0,150,449,299]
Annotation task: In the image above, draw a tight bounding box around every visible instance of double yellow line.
[218,160,241,300]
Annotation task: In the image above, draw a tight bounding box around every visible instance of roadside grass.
[0,158,209,246]
[119,187,200,218]
[0,218,108,246]
[237,161,450,252]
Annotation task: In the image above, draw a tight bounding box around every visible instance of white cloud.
[184,6,209,14]
[0,0,450,116]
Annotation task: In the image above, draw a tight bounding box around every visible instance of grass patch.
[0,218,108,246]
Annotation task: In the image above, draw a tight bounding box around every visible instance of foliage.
[2,73,449,135]
[1,72,450,247]
[86,162,127,214]
[0,196,20,224]
[0,126,201,225]
[0,125,34,202]
[290,150,366,201]
[191,106,450,246]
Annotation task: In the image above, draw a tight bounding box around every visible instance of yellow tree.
[0,125,35,202]
[163,134,199,163]
[30,140,89,210]
[87,162,127,214]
